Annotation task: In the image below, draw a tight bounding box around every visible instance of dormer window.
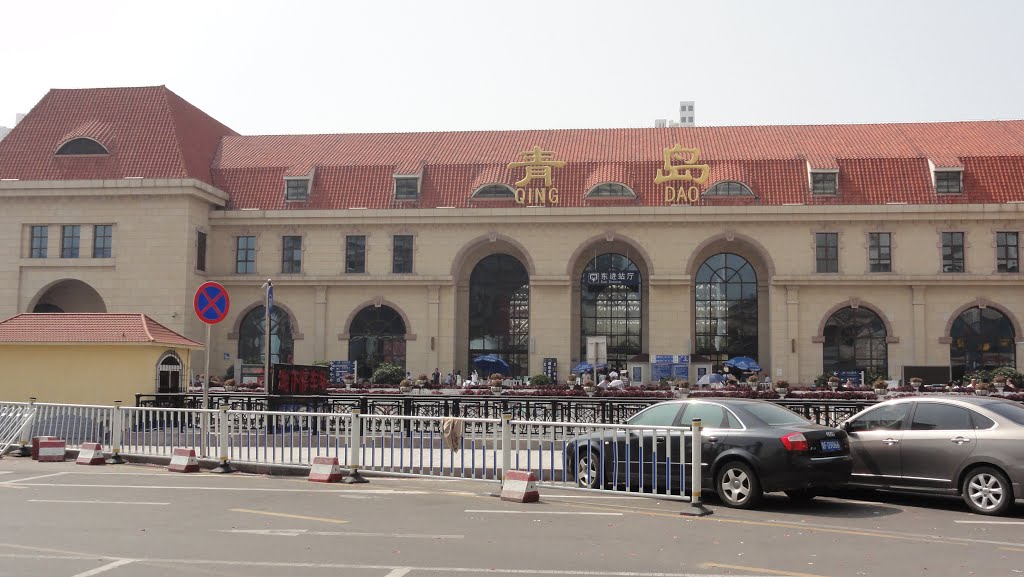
[704,181,754,196]
[395,176,420,200]
[284,178,310,201]
[810,171,838,195]
[473,184,514,199]
[935,170,962,194]
[55,138,108,155]
[586,183,636,198]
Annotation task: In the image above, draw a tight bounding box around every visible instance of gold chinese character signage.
[655,144,709,204]
[507,145,566,205]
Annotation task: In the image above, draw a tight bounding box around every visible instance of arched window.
[473,184,515,199]
[586,183,635,198]
[704,181,754,197]
[581,253,642,370]
[470,254,529,376]
[349,305,407,379]
[822,307,888,376]
[156,352,183,394]
[695,253,757,364]
[950,306,1016,378]
[238,305,294,365]
[55,138,109,155]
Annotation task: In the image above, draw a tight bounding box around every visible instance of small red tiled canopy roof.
[0,313,203,349]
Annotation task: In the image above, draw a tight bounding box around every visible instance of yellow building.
[0,85,1022,391]
[0,313,202,404]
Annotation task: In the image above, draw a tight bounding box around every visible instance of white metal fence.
[1,401,706,505]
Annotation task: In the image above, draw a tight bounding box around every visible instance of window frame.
[810,171,838,195]
[996,231,1019,273]
[868,232,892,273]
[61,225,80,259]
[284,178,310,202]
[92,225,112,259]
[394,176,420,200]
[392,234,414,274]
[935,170,963,194]
[30,226,48,259]
[472,184,515,199]
[235,235,257,275]
[815,232,839,273]
[941,231,965,273]
[55,137,109,155]
[345,235,367,274]
[704,181,755,197]
[196,231,207,272]
[281,235,303,274]
[585,182,636,199]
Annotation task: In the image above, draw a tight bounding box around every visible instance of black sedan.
[564,399,852,509]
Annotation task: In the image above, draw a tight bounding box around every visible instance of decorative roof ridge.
[159,88,191,181]
[140,313,156,342]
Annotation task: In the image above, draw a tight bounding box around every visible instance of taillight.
[780,432,809,452]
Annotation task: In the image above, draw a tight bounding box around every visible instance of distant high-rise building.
[655,101,695,128]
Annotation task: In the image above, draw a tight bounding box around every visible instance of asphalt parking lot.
[0,459,1021,577]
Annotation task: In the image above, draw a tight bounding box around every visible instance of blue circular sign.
[193,281,230,325]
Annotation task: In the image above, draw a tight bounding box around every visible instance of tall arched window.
[695,253,757,364]
[580,253,642,370]
[822,307,888,375]
[349,305,407,379]
[950,306,1016,378]
[469,254,529,376]
[238,305,294,365]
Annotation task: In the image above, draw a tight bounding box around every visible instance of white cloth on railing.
[441,417,464,452]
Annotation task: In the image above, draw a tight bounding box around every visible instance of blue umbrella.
[697,373,727,386]
[724,356,761,372]
[473,354,511,376]
[571,362,608,374]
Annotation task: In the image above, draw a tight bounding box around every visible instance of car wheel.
[784,488,818,501]
[574,449,602,489]
[962,466,1014,516]
[716,461,763,509]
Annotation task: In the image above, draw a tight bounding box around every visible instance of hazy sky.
[3,0,1023,135]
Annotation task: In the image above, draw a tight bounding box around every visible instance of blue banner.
[585,271,641,288]
[329,360,355,384]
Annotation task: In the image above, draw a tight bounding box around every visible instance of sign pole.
[264,279,272,393]
[202,322,211,457]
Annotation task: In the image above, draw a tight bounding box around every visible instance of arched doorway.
[469,254,529,377]
[348,305,407,380]
[580,253,642,371]
[694,253,757,365]
[156,352,183,393]
[950,306,1016,379]
[238,305,294,366]
[31,279,106,313]
[822,307,888,376]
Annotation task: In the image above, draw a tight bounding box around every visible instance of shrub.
[371,362,406,385]
[489,373,505,381]
[529,374,552,387]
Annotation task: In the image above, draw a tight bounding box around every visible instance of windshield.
[742,403,810,427]
[985,402,1024,426]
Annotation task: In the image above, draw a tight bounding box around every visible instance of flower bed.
[688,389,779,400]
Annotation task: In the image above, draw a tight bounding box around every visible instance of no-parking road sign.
[194,281,230,325]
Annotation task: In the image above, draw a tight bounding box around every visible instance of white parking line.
[954,520,1024,525]
[10,482,428,494]
[220,529,464,538]
[384,569,412,577]
[0,472,67,484]
[29,499,169,505]
[465,509,623,516]
[70,559,134,577]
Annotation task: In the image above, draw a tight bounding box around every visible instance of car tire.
[962,466,1015,516]
[784,488,818,501]
[716,461,763,509]
[573,448,603,489]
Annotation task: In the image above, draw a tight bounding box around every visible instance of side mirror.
[840,421,851,432]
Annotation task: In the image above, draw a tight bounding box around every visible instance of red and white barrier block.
[76,442,106,465]
[36,439,67,462]
[500,470,539,503]
[308,456,344,483]
[168,447,200,473]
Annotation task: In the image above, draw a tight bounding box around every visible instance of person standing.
[432,368,440,385]
[455,370,463,387]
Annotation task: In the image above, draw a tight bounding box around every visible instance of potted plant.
[975,381,991,396]
[774,379,790,397]
[993,375,1007,393]
[677,380,691,396]
[567,373,578,387]
[223,378,237,392]
[416,373,429,387]
[910,377,924,391]
[343,373,355,388]
[872,379,888,397]
[399,379,413,394]
[828,375,841,390]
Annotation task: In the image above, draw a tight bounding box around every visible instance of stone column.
[784,286,800,382]
[427,285,440,371]
[528,280,573,379]
[313,286,327,361]
[912,285,926,364]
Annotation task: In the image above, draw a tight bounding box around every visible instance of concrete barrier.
[308,456,344,483]
[75,442,105,465]
[168,447,200,473]
[31,436,59,460]
[36,439,67,462]
[500,470,539,503]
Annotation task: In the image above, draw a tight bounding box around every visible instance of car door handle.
[882,438,900,445]
[705,436,719,444]
[950,436,971,444]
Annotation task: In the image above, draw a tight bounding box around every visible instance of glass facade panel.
[281,235,302,273]
[393,235,413,273]
[93,225,112,258]
[822,307,888,376]
[868,232,891,272]
[997,232,1019,273]
[811,172,837,195]
[942,232,965,272]
[346,235,366,273]
[30,226,47,258]
[816,233,838,273]
[395,177,419,199]
[935,171,962,194]
[61,225,80,258]
[348,305,407,380]
[580,253,642,371]
[694,253,757,365]
[470,254,529,377]
[950,306,1016,380]
[236,236,256,274]
[285,179,309,201]
[238,305,294,365]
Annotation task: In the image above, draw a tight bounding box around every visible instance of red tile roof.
[0,313,203,349]
[3,86,1024,207]
[0,86,236,184]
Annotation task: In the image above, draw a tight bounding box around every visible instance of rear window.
[985,402,1024,426]
[742,403,809,427]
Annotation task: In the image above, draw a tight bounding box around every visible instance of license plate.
[819,439,842,452]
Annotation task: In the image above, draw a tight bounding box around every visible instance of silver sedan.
[841,396,1024,515]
